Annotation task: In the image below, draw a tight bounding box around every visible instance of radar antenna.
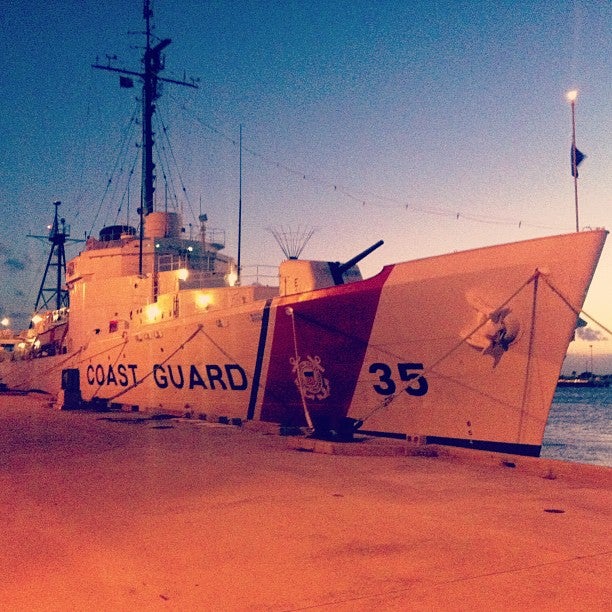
[268,225,316,260]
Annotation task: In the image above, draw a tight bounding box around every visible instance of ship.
[0,2,607,457]
[557,374,610,388]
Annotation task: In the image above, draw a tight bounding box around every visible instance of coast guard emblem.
[290,355,330,400]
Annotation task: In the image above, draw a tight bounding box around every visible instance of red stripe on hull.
[260,267,394,428]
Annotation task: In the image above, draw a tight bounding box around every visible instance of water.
[541,386,612,467]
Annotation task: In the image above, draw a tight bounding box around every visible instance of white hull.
[1,229,606,456]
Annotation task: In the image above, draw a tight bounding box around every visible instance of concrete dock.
[0,394,610,611]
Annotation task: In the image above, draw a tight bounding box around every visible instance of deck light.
[226,271,238,287]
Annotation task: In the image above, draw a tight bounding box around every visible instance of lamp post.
[566,89,579,232]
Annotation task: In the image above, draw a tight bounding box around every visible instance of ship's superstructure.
[0,3,608,458]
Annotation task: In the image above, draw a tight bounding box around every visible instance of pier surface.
[0,394,610,611]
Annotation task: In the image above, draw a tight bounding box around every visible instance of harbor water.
[542,386,612,467]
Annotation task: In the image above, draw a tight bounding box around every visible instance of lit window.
[195,293,213,309]
[145,303,161,322]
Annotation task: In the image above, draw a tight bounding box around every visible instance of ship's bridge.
[153,236,237,290]
[73,212,236,289]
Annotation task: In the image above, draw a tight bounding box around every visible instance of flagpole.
[567,89,579,232]
[237,123,243,285]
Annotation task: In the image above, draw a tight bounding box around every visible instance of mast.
[28,202,71,312]
[92,0,198,274]
[141,1,170,218]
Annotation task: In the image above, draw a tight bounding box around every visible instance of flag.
[570,145,585,177]
[119,76,134,88]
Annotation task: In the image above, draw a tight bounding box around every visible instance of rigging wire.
[156,106,197,221]
[542,277,611,337]
[107,325,204,402]
[89,89,576,240]
[88,104,140,237]
[176,98,571,233]
[69,77,96,221]
[113,148,140,227]
[156,107,182,212]
[359,270,541,424]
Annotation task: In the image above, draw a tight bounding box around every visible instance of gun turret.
[279,239,384,296]
[329,240,384,285]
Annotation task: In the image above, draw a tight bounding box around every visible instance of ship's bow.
[351,229,608,456]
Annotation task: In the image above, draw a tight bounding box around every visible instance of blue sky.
[1,0,610,371]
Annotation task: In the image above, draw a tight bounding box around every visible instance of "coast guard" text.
[86,363,248,391]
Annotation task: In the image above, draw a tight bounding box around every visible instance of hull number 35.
[369,362,429,396]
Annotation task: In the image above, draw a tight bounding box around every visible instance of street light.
[566,89,579,231]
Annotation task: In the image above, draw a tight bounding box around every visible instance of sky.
[0,0,610,373]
